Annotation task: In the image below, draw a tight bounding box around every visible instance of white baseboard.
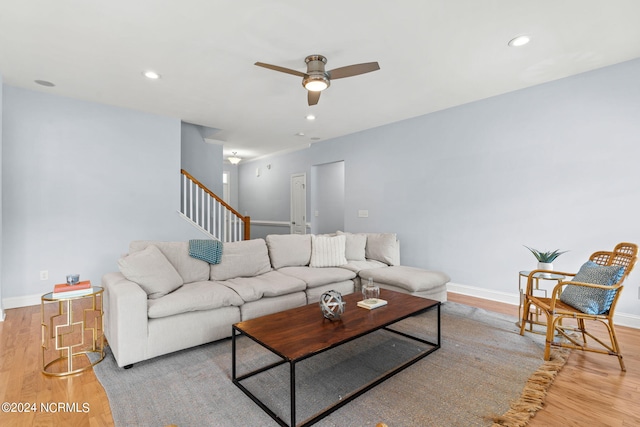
[447,282,640,329]
[3,294,42,310]
[447,282,520,306]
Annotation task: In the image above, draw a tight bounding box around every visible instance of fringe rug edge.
[490,348,571,427]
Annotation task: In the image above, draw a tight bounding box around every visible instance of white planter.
[538,262,553,278]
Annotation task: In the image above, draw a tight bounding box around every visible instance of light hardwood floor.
[1,293,638,426]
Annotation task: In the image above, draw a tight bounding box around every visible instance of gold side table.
[40,286,105,376]
[518,271,565,334]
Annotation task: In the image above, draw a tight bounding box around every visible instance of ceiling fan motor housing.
[303,55,330,90]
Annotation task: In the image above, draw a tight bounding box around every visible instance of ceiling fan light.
[303,75,329,91]
[228,152,241,165]
[305,80,327,91]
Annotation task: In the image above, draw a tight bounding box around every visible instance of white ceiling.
[2,1,640,162]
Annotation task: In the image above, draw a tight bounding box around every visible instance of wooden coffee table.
[232,289,440,427]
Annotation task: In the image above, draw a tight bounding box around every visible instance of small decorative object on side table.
[319,290,346,320]
[41,282,105,376]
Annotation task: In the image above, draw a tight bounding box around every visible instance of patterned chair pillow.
[560,261,624,315]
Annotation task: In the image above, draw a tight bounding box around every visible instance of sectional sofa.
[101,232,450,367]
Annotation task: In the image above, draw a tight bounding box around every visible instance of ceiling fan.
[255,55,380,106]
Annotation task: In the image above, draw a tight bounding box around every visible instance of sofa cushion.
[118,245,184,299]
[277,266,356,288]
[310,234,348,267]
[365,233,399,266]
[359,265,450,292]
[340,259,388,274]
[147,281,244,318]
[217,271,307,302]
[560,261,625,315]
[266,234,312,269]
[129,241,210,283]
[337,231,367,261]
[209,238,272,281]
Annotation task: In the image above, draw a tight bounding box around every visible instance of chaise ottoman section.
[359,265,450,302]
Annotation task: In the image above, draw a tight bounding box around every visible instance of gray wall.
[311,161,345,234]
[238,58,640,317]
[180,122,223,195]
[0,75,3,319]
[1,86,204,305]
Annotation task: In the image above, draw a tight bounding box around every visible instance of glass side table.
[518,271,565,334]
[40,286,105,376]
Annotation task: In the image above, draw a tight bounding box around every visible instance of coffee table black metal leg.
[437,303,441,347]
[232,328,237,380]
[290,361,296,427]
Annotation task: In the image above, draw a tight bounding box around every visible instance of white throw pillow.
[310,234,348,268]
[118,245,184,299]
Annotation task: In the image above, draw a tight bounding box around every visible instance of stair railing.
[180,169,250,242]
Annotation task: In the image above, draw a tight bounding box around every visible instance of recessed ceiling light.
[143,70,161,79]
[508,35,530,47]
[34,80,55,87]
[296,132,305,137]
[306,114,316,121]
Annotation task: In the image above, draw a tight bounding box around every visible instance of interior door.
[290,173,306,234]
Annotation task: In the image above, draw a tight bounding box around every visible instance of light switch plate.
[358,210,369,218]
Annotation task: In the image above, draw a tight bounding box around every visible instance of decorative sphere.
[319,290,345,320]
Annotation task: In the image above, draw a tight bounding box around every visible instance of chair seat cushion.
[559,261,624,314]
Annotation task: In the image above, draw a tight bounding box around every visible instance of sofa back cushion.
[266,234,312,269]
[365,233,400,266]
[209,238,272,281]
[118,245,184,299]
[129,241,210,283]
[336,231,367,261]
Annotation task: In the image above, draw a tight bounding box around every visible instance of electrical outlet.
[40,270,49,280]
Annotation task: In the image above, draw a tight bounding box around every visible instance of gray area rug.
[93,302,556,427]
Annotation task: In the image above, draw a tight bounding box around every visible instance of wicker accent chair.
[519,242,638,371]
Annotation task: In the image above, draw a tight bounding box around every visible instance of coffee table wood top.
[233,289,439,361]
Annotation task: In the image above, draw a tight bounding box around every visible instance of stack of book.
[357,298,388,310]
[52,280,93,298]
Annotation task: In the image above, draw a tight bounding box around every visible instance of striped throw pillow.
[310,235,348,268]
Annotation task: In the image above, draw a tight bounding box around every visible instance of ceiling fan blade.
[328,62,380,79]
[308,90,321,106]
[254,62,306,78]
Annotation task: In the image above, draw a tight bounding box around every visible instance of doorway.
[290,173,306,234]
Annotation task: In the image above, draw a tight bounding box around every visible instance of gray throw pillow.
[559,261,624,315]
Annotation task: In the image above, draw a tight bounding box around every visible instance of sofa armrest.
[101,272,149,367]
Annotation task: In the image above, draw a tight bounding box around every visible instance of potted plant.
[524,246,567,276]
